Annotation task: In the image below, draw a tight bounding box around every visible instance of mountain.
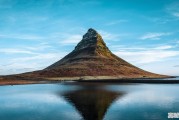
[28,28,166,78]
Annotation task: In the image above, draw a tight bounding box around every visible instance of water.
[0,82,179,120]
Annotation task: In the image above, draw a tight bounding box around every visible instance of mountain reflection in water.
[1,83,179,120]
[60,84,125,120]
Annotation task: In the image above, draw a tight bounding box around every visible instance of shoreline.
[76,79,179,84]
[0,76,178,86]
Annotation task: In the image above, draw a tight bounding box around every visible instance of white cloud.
[0,43,52,54]
[172,12,179,17]
[0,62,41,74]
[111,44,178,64]
[59,34,82,45]
[11,53,61,63]
[0,52,66,75]
[146,17,173,24]
[139,32,171,40]
[166,2,179,18]
[111,45,174,51]
[0,48,36,54]
[24,43,52,51]
[114,50,179,64]
[0,33,45,40]
[98,30,120,40]
[153,45,173,50]
[106,20,128,26]
[173,65,179,67]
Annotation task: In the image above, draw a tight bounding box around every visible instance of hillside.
[27,28,167,78]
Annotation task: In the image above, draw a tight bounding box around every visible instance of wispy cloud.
[112,44,179,64]
[0,33,45,40]
[0,42,64,75]
[173,65,179,67]
[0,48,36,54]
[0,52,67,75]
[59,34,82,45]
[24,43,52,51]
[111,45,174,51]
[98,30,120,40]
[146,16,177,24]
[105,19,128,26]
[0,43,52,54]
[172,13,179,17]
[166,2,179,18]
[114,50,179,64]
[12,53,62,62]
[153,45,173,50]
[139,32,171,40]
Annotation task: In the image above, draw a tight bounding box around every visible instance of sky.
[0,0,179,76]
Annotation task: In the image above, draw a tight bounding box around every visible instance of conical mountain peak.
[1,28,167,83]
[82,28,98,40]
[75,28,109,54]
[86,28,98,37]
[42,28,166,79]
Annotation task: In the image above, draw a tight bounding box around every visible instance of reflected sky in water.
[0,83,179,120]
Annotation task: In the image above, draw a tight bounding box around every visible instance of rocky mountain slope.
[26,28,167,78]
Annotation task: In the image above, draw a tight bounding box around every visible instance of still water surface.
[0,82,179,120]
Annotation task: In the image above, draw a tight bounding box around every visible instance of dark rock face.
[75,28,99,51]
[33,28,166,78]
[45,28,113,69]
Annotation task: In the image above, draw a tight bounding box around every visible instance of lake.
[0,82,179,120]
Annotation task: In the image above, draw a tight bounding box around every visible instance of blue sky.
[0,0,179,75]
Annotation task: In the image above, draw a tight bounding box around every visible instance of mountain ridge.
[0,28,172,85]
[29,28,167,78]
